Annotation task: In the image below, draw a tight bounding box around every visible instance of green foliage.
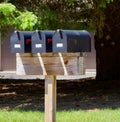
[40,7,57,29]
[0,3,38,31]
[0,3,17,40]
[0,2,38,40]
[0,0,117,37]
[30,5,57,30]
[14,11,38,30]
[0,3,16,27]
[99,0,114,8]
[90,12,105,37]
[106,0,114,3]
[67,0,75,6]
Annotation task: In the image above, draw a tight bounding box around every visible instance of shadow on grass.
[0,79,120,111]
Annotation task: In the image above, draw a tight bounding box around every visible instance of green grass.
[0,109,120,122]
[0,110,44,122]
[57,109,120,122]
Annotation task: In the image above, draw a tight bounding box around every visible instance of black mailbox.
[52,29,91,52]
[10,31,24,53]
[10,31,33,53]
[43,30,55,52]
[31,30,55,53]
[32,30,46,53]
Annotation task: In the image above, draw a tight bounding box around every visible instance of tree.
[8,0,93,30]
[0,2,38,40]
[94,0,120,80]
[45,0,120,81]
[1,0,120,80]
[0,3,16,38]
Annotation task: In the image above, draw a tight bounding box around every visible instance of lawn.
[1,79,120,122]
[0,109,120,122]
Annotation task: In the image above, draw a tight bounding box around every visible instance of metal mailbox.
[10,29,91,53]
[52,29,91,52]
[10,31,33,53]
[43,30,55,52]
[31,30,55,53]
[32,30,46,53]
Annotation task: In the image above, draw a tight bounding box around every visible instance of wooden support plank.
[16,53,84,75]
[37,53,47,75]
[45,75,56,122]
[78,53,85,75]
[58,53,68,75]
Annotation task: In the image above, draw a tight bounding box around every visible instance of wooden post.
[45,75,56,122]
[78,53,85,75]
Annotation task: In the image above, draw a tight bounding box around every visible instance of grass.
[57,109,120,122]
[0,108,120,122]
[0,110,44,122]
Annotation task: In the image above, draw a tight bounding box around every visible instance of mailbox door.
[10,31,24,53]
[32,30,46,53]
[53,30,67,52]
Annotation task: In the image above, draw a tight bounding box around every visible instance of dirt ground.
[0,78,120,111]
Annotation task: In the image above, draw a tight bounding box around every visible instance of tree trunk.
[95,1,120,81]
[95,43,120,81]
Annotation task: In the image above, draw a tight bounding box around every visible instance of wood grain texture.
[16,53,85,75]
[45,75,56,122]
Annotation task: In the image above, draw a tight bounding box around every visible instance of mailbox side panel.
[32,31,46,53]
[53,30,67,52]
[67,31,91,52]
[10,32,24,53]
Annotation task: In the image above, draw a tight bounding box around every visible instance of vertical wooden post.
[78,53,85,75]
[45,75,56,122]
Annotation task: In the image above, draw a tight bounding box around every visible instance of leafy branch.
[0,3,38,40]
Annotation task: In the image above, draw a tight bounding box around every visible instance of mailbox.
[10,31,24,53]
[32,30,46,53]
[52,29,91,52]
[10,31,33,53]
[44,30,55,52]
[10,29,91,53]
[31,30,55,53]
